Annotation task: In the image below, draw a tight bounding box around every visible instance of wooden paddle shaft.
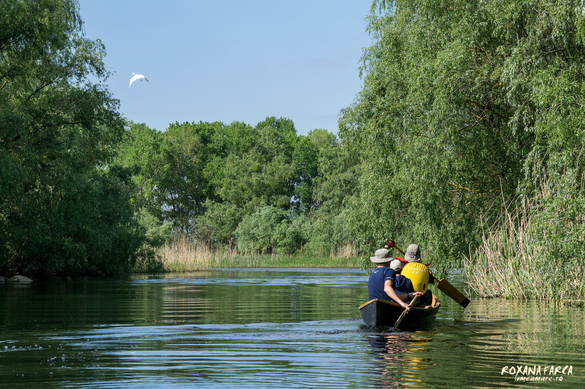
[393,244,406,256]
[436,278,470,308]
[394,295,418,329]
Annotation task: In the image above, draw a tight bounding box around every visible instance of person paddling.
[386,240,434,306]
[389,258,422,302]
[368,248,423,311]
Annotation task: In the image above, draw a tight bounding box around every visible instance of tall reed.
[158,235,216,272]
[331,243,358,258]
[147,235,361,272]
[464,198,585,301]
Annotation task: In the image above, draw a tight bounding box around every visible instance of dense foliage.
[340,0,585,274]
[115,119,359,256]
[5,0,584,284]
[0,0,360,278]
[0,0,153,276]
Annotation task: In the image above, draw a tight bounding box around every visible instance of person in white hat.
[368,248,423,310]
[389,258,404,273]
[388,240,435,306]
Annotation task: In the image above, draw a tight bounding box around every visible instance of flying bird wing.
[129,73,148,87]
[129,74,139,87]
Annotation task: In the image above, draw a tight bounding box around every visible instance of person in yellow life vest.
[385,241,434,306]
[368,249,424,310]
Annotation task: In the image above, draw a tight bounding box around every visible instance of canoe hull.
[359,295,441,327]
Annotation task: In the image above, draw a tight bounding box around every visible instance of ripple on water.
[1,271,584,388]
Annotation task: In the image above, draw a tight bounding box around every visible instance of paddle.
[435,278,470,308]
[394,295,418,329]
[391,243,406,256]
[388,240,470,308]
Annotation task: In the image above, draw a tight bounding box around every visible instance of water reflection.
[359,288,585,388]
[0,270,584,388]
[366,332,434,388]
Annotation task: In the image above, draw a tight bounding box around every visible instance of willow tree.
[340,0,585,268]
[0,0,142,276]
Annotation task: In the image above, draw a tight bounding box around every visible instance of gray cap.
[370,248,392,263]
[389,259,403,272]
[404,244,421,262]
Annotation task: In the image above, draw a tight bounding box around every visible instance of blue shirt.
[394,275,414,296]
[368,267,414,302]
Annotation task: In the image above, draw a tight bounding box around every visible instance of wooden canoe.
[359,294,441,327]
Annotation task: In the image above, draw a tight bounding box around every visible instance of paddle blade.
[436,278,470,308]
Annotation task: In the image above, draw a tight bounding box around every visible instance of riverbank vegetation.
[342,0,585,299]
[133,236,360,273]
[0,1,360,278]
[3,0,585,300]
[0,0,150,277]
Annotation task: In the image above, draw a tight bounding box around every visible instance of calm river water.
[1,269,584,388]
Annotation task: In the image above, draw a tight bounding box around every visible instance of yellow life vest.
[401,262,430,293]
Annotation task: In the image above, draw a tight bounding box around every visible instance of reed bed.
[146,236,361,273]
[464,200,585,301]
[214,254,361,269]
[464,209,543,299]
[158,235,217,272]
[331,243,358,258]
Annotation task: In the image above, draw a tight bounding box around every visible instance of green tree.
[115,123,167,219]
[292,135,319,212]
[235,205,305,254]
[0,0,143,276]
[162,122,224,233]
[299,129,360,255]
[197,117,299,245]
[116,121,226,234]
[341,0,585,268]
[309,129,360,213]
[115,116,359,256]
[235,206,288,254]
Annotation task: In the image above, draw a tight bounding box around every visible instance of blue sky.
[78,0,373,136]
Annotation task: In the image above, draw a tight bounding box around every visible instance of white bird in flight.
[129,72,149,87]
